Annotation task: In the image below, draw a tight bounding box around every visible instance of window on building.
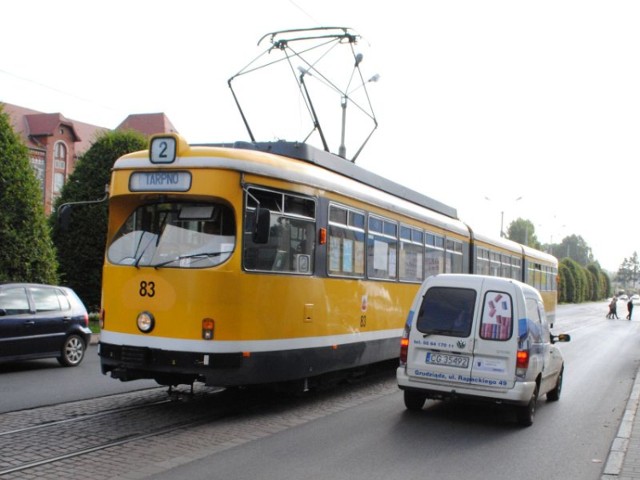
[30,156,46,199]
[54,142,67,170]
[54,172,65,194]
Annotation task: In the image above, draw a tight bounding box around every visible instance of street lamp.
[484,196,522,238]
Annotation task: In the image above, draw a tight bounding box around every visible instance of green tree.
[0,105,58,284]
[616,252,640,292]
[552,234,593,266]
[506,218,541,249]
[561,258,589,303]
[558,262,571,303]
[51,130,147,310]
[586,263,608,301]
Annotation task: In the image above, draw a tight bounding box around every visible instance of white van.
[396,274,570,426]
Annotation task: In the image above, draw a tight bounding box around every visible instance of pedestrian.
[627,298,634,320]
[608,296,619,319]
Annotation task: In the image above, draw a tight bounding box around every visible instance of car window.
[31,287,62,312]
[56,290,71,310]
[479,290,513,341]
[416,287,476,337]
[0,287,31,315]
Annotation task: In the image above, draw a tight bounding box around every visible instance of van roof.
[424,274,541,298]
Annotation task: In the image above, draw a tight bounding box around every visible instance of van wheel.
[404,390,426,411]
[546,367,564,402]
[57,334,86,367]
[516,384,538,427]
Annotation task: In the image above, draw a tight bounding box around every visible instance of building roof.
[2,102,177,155]
[25,113,81,140]
[116,113,178,137]
[2,102,108,154]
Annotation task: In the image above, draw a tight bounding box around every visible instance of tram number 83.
[139,281,156,297]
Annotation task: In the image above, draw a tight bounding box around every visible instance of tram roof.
[198,140,458,220]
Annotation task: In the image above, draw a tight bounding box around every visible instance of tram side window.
[501,254,511,278]
[512,257,522,280]
[476,247,490,275]
[527,264,542,290]
[399,225,424,283]
[490,251,501,277]
[367,215,398,280]
[425,233,444,278]
[445,239,463,273]
[549,266,557,291]
[328,205,365,277]
[243,187,315,274]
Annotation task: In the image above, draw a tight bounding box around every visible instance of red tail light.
[400,337,409,365]
[82,313,89,328]
[516,350,529,369]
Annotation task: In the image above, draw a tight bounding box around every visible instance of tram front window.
[107,202,235,268]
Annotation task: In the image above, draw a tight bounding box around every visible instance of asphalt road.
[146,302,640,480]
[0,343,158,414]
[1,301,639,480]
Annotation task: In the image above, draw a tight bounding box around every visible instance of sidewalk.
[602,363,640,479]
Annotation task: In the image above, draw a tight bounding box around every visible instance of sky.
[1,0,639,272]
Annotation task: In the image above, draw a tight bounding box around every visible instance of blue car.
[0,283,91,366]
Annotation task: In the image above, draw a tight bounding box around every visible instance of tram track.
[0,385,233,478]
[0,406,230,476]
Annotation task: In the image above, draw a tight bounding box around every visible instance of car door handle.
[23,320,36,326]
[62,316,71,322]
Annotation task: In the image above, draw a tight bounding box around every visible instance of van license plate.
[425,352,469,368]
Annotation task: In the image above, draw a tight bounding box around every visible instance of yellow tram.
[98,133,558,388]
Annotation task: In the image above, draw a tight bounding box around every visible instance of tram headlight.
[137,311,155,333]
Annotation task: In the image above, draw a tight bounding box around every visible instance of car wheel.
[404,390,426,411]
[516,384,538,427]
[57,334,86,367]
[546,366,564,402]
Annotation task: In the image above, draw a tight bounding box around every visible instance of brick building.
[2,102,177,215]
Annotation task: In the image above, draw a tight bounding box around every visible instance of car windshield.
[107,201,235,268]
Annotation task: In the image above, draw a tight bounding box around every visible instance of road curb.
[601,365,640,478]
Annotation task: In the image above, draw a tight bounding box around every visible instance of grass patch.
[89,312,100,334]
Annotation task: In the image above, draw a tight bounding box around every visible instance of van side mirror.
[0,308,6,317]
[551,333,571,344]
[253,207,271,244]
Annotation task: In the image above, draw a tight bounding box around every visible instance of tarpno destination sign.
[129,171,192,192]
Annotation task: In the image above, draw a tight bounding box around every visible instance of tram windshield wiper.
[152,251,228,269]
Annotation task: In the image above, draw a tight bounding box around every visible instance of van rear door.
[468,287,518,389]
[407,285,478,386]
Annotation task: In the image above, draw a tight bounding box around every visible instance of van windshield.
[417,287,476,337]
[107,201,235,269]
